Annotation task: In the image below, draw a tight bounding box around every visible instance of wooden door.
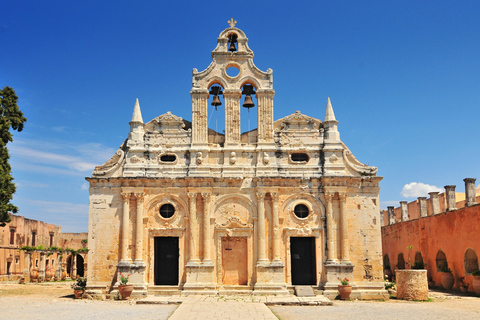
[222,237,248,285]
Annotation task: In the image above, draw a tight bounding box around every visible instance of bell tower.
[190,19,275,151]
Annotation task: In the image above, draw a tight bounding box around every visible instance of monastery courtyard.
[1,283,480,320]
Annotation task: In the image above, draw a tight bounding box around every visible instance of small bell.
[243,95,254,109]
[228,34,237,52]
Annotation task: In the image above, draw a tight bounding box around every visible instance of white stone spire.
[323,97,340,141]
[131,98,144,124]
[324,97,337,123]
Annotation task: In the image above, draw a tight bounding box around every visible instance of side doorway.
[154,237,179,285]
[290,237,316,285]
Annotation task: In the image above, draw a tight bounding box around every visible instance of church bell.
[242,84,255,109]
[209,86,223,110]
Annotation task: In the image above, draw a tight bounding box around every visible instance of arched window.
[397,252,406,269]
[413,251,424,269]
[436,250,447,272]
[464,248,479,274]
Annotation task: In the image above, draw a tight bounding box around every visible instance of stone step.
[148,285,182,296]
[294,286,316,297]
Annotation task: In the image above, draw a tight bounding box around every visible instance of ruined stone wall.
[0,214,61,279]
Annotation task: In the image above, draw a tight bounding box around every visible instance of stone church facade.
[86,21,386,299]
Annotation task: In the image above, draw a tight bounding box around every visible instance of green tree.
[0,86,27,226]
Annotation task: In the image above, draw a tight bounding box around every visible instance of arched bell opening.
[240,83,258,144]
[208,84,226,144]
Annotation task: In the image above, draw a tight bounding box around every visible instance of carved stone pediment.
[215,216,252,229]
[151,111,186,132]
[279,111,319,132]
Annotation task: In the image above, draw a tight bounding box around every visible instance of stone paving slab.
[137,294,332,306]
[167,296,278,320]
[137,294,332,320]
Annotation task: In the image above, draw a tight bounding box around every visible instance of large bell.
[242,84,256,109]
[243,95,254,109]
[211,94,222,108]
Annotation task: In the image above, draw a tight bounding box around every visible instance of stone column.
[223,89,242,145]
[39,252,46,281]
[24,252,31,281]
[191,90,209,145]
[187,193,199,264]
[271,192,281,263]
[464,178,477,207]
[120,192,131,264]
[325,193,335,262]
[429,192,441,215]
[256,89,275,143]
[400,201,408,221]
[256,192,267,263]
[387,206,395,225]
[201,193,212,264]
[339,194,350,262]
[133,192,144,265]
[418,197,427,217]
[444,185,457,211]
[72,254,77,278]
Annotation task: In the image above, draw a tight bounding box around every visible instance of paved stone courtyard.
[1,283,480,320]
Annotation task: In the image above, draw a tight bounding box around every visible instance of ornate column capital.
[338,193,347,201]
[121,192,131,200]
[270,192,279,201]
[200,193,211,201]
[256,192,265,200]
[133,192,144,200]
[324,192,334,201]
[187,192,197,199]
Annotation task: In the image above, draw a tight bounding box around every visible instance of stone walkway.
[137,294,332,319]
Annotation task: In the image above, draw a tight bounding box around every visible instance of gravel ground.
[0,282,177,320]
[270,292,480,320]
[2,282,480,320]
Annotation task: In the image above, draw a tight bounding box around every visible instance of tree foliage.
[0,86,27,226]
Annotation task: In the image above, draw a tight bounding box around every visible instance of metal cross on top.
[228,17,237,27]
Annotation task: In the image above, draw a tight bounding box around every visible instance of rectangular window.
[49,233,54,247]
[10,229,15,245]
[32,231,36,246]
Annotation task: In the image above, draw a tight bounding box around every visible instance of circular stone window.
[293,204,309,219]
[226,66,240,78]
[159,203,175,219]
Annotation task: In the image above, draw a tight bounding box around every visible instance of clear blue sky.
[2,1,479,232]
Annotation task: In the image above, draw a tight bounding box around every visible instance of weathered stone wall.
[382,203,480,292]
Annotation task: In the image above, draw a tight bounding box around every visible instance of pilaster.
[119,192,131,265]
[191,90,209,146]
[133,192,145,266]
[256,89,275,143]
[325,193,336,262]
[223,89,242,146]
